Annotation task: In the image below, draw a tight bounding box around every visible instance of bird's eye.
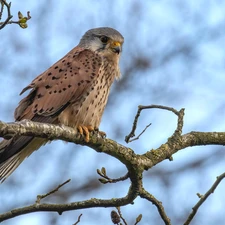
[100,36,109,43]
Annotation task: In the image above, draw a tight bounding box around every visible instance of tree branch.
[139,188,171,225]
[125,105,184,143]
[97,167,129,184]
[0,0,31,29]
[184,172,225,225]
[0,195,136,222]
[36,179,71,204]
[73,214,83,225]
[142,131,225,168]
[0,0,12,29]
[0,119,225,173]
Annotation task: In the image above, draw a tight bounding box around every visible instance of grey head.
[79,27,124,56]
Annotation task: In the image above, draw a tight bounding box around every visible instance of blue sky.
[0,1,225,224]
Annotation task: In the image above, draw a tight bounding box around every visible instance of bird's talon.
[77,125,94,142]
[86,125,95,132]
[77,126,84,135]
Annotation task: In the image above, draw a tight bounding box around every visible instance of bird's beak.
[110,41,122,54]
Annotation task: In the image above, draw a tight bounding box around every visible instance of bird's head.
[79,27,124,61]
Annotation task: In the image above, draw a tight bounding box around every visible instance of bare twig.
[0,0,12,30]
[0,1,4,20]
[139,188,171,225]
[97,167,129,184]
[73,214,83,225]
[128,123,151,143]
[116,207,128,225]
[36,179,71,204]
[0,0,31,29]
[125,104,184,143]
[184,172,225,225]
[172,107,185,137]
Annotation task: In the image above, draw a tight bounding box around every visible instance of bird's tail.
[0,137,47,182]
[0,152,22,182]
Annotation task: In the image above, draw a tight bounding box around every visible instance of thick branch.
[142,131,225,169]
[1,120,225,172]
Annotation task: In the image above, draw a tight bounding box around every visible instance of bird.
[0,27,124,182]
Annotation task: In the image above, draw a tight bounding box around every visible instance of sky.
[0,0,225,225]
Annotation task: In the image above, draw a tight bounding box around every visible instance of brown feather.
[16,48,102,120]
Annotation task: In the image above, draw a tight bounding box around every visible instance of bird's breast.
[58,62,117,129]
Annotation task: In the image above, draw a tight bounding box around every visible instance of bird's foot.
[77,125,94,142]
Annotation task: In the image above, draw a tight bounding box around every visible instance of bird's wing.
[15,47,102,121]
[0,48,102,173]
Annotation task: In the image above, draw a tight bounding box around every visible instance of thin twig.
[0,0,13,30]
[165,107,185,161]
[108,172,129,183]
[183,172,225,225]
[73,214,83,225]
[0,1,4,20]
[173,108,185,137]
[125,104,183,143]
[139,188,171,225]
[36,179,71,204]
[97,168,129,184]
[128,123,151,143]
[0,1,31,30]
[116,207,128,225]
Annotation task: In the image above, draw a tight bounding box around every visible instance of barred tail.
[0,137,48,182]
[0,152,22,182]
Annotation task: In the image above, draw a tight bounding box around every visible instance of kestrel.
[0,27,124,182]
